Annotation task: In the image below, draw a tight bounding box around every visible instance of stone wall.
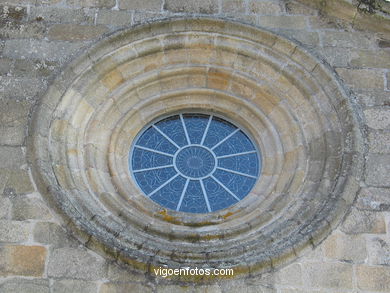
[0,0,389,292]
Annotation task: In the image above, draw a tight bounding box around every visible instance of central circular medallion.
[175,146,216,178]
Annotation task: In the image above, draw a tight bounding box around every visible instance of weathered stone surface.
[249,1,282,14]
[368,130,390,153]
[0,196,11,218]
[3,39,86,63]
[0,278,49,293]
[48,24,108,41]
[355,90,390,107]
[67,0,115,8]
[0,76,47,100]
[29,6,95,24]
[337,67,385,89]
[0,147,24,168]
[357,265,390,291]
[350,50,390,68]
[365,154,390,187]
[120,0,162,10]
[157,285,194,293]
[164,0,218,14]
[364,108,390,129]
[341,207,386,234]
[322,232,367,263]
[321,31,373,48]
[221,0,246,14]
[285,0,318,15]
[99,283,153,293]
[107,263,147,282]
[4,170,34,194]
[275,263,302,286]
[0,245,47,277]
[366,236,390,266]
[0,220,30,242]
[303,262,353,289]
[257,15,307,29]
[0,99,30,146]
[356,187,390,211]
[52,279,98,293]
[96,10,132,26]
[33,222,78,247]
[48,248,107,280]
[12,196,52,220]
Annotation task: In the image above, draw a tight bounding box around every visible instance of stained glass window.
[130,113,261,213]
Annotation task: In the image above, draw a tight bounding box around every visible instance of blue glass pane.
[213,130,255,156]
[203,117,237,148]
[213,169,256,200]
[203,177,238,211]
[133,167,176,195]
[131,113,261,213]
[136,126,178,154]
[218,153,259,176]
[183,114,209,144]
[154,115,188,147]
[150,175,186,210]
[132,148,173,170]
[179,180,208,213]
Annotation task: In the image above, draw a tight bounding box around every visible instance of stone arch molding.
[29,17,364,277]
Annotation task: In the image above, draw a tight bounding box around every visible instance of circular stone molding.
[29,17,364,276]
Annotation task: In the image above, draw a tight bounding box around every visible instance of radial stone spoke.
[200,115,213,145]
[133,165,174,173]
[216,167,257,179]
[211,175,240,201]
[180,114,191,145]
[200,179,212,212]
[148,174,180,197]
[176,178,189,211]
[152,125,180,149]
[217,150,257,158]
[211,128,240,150]
[134,145,174,157]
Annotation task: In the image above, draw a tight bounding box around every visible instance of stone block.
[364,108,390,130]
[368,130,390,153]
[0,99,30,146]
[4,170,34,194]
[96,10,132,26]
[164,0,218,14]
[48,248,107,280]
[133,11,165,24]
[0,76,47,100]
[278,30,319,47]
[0,220,30,242]
[303,262,353,289]
[320,47,356,67]
[357,265,390,291]
[0,5,27,23]
[33,222,78,247]
[12,196,52,220]
[3,39,86,62]
[336,68,384,90]
[0,278,49,293]
[29,6,95,24]
[350,50,390,68]
[157,285,194,293]
[322,232,367,263]
[0,196,11,218]
[221,0,246,14]
[52,279,98,293]
[366,236,390,266]
[275,263,302,286]
[0,147,24,168]
[120,0,162,11]
[12,58,59,78]
[321,31,373,49]
[48,24,108,41]
[99,283,153,293]
[0,245,47,277]
[356,187,390,211]
[285,0,318,15]
[355,90,390,107]
[67,0,115,8]
[365,154,390,187]
[249,1,282,15]
[257,15,307,29]
[341,207,386,234]
[0,21,46,39]
[107,263,147,282]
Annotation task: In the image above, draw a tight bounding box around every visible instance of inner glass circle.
[175,146,216,178]
[130,113,261,214]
